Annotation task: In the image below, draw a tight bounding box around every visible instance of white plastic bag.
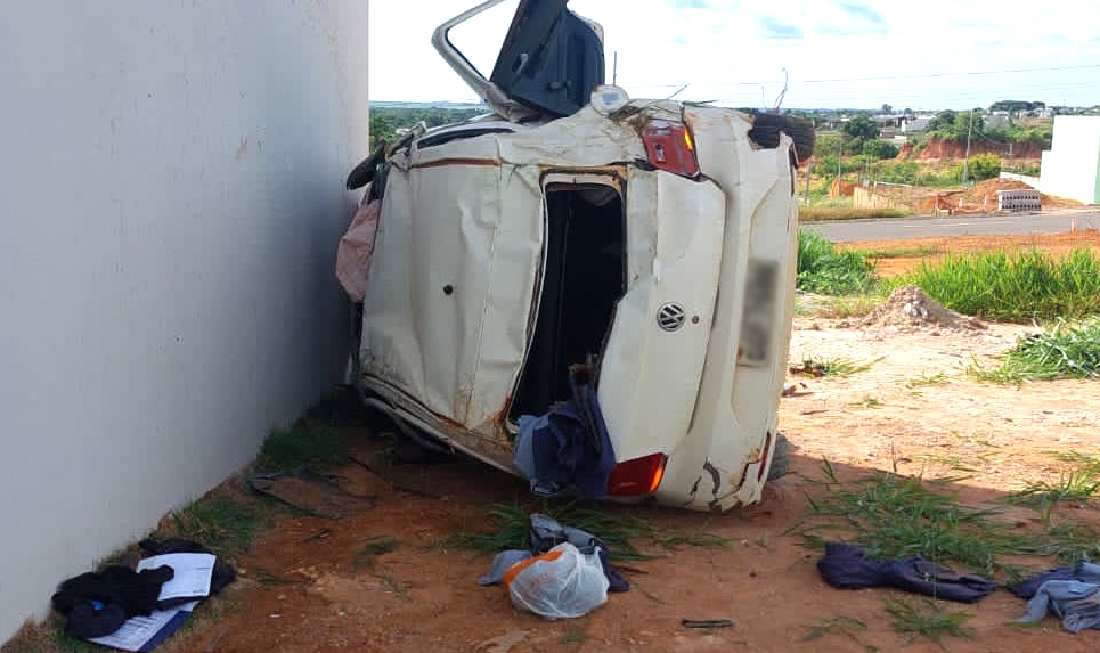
[505,542,609,619]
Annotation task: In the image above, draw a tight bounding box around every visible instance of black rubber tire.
[766,432,792,481]
[748,114,816,164]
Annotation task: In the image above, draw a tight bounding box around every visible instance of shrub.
[797,230,875,295]
[968,153,1002,181]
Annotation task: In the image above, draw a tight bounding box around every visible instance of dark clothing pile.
[816,542,998,604]
[51,565,174,638]
[52,538,236,641]
[514,367,616,500]
[478,513,629,592]
[1014,562,1100,633]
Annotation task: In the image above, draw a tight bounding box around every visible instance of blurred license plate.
[738,260,778,367]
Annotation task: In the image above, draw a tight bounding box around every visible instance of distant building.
[1040,116,1100,204]
[902,118,930,133]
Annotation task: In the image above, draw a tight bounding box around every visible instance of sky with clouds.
[369,0,1100,110]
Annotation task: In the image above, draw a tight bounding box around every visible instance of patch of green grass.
[1049,451,1100,470]
[1008,469,1100,509]
[822,295,883,319]
[850,395,883,409]
[256,424,347,473]
[160,495,263,556]
[905,372,949,389]
[855,245,942,260]
[797,461,1100,575]
[974,320,1100,383]
[562,627,590,645]
[449,503,733,562]
[799,463,1013,575]
[800,615,870,647]
[793,356,875,378]
[917,453,992,474]
[893,249,1100,322]
[354,535,401,570]
[801,207,910,222]
[798,229,876,295]
[883,597,973,649]
[448,503,654,561]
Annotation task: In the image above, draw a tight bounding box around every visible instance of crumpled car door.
[489,0,605,117]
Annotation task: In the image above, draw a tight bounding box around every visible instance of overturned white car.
[344,0,812,510]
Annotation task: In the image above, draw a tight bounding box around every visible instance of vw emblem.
[657,302,686,332]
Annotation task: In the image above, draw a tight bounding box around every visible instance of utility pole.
[612,51,618,86]
[836,135,843,191]
[804,161,812,205]
[963,108,974,185]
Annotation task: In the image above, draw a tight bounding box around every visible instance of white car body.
[355,1,800,510]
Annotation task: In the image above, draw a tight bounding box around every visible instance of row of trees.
[370,106,489,149]
[925,110,1053,144]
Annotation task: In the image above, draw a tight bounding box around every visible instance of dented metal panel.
[654,105,798,510]
[597,171,726,463]
[360,160,542,432]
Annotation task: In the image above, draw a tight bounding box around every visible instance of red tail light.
[642,121,699,178]
[607,453,667,497]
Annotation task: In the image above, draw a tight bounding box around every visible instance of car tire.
[766,432,792,481]
[748,114,816,164]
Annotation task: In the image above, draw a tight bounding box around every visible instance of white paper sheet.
[138,553,215,600]
[87,609,190,652]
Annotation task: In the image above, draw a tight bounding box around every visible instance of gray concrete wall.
[0,2,369,642]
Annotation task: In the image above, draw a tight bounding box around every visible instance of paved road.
[810,210,1100,242]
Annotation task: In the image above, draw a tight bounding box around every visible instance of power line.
[620,63,1100,89]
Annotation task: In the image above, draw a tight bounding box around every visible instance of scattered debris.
[682,619,733,629]
[782,382,809,397]
[863,286,985,332]
[247,472,378,520]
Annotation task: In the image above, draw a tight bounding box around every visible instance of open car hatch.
[432,0,605,122]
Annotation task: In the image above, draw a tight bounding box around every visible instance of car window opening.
[508,183,625,422]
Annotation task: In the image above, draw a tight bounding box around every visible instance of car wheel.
[748,114,816,164]
[766,432,791,481]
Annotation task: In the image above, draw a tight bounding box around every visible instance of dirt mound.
[919,178,1082,214]
[864,286,985,332]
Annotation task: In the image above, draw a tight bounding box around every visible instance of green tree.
[814,131,844,158]
[843,114,880,141]
[864,140,899,160]
[968,153,1002,181]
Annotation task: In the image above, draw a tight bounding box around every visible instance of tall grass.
[797,230,876,295]
[895,249,1100,322]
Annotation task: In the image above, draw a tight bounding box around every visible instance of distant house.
[902,118,930,133]
[872,114,905,129]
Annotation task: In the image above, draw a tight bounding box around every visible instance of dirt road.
[101,317,1100,653]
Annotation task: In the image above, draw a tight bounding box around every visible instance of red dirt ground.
[844,229,1100,277]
